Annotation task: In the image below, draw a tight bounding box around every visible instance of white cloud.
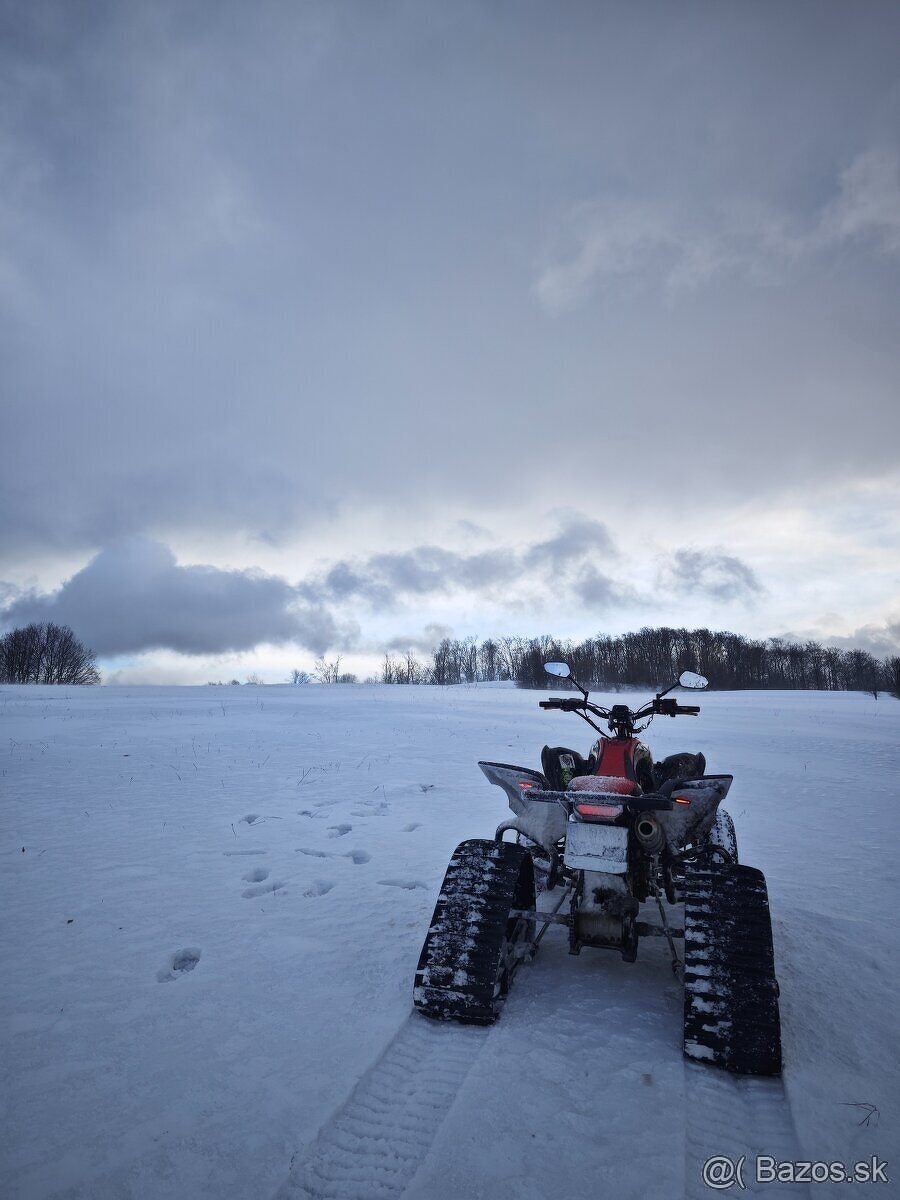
[534,148,900,312]
[820,148,900,256]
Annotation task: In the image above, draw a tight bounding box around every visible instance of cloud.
[524,515,617,570]
[574,565,636,609]
[1,538,345,656]
[821,149,900,257]
[0,516,632,659]
[660,549,763,603]
[3,0,899,624]
[822,620,900,659]
[303,515,621,607]
[534,204,670,312]
[534,148,900,312]
[384,623,455,654]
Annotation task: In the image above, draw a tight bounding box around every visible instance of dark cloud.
[574,566,636,610]
[368,549,466,595]
[524,515,616,570]
[359,546,520,596]
[0,518,630,657]
[322,561,392,609]
[2,2,900,571]
[661,549,763,603]
[304,517,619,606]
[0,462,330,560]
[1,539,343,657]
[823,621,900,658]
[385,624,455,654]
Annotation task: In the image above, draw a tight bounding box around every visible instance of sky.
[2,0,899,683]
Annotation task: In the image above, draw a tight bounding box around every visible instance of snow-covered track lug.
[683,862,782,1076]
[414,839,536,1025]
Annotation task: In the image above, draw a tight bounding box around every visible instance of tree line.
[380,628,900,696]
[3,620,896,696]
[0,622,100,685]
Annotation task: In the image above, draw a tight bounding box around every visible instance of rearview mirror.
[544,662,571,679]
[679,671,708,690]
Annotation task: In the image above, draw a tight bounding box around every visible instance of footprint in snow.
[242,867,269,883]
[378,879,428,890]
[351,796,389,817]
[402,822,422,832]
[296,846,370,865]
[304,879,335,897]
[157,947,201,982]
[240,814,262,825]
[327,824,352,838]
[242,879,286,899]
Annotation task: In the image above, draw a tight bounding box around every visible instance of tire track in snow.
[684,1063,810,1197]
[275,1016,487,1199]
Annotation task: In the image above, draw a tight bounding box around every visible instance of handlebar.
[540,694,700,724]
[653,699,700,717]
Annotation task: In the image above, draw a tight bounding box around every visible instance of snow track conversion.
[413,839,535,1025]
[683,862,782,1076]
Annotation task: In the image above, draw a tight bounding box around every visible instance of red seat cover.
[570,774,637,795]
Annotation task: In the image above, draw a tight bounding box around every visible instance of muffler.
[633,814,666,854]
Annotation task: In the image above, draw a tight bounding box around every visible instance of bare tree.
[0,623,100,685]
[313,656,342,684]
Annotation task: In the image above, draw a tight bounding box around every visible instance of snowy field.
[2,684,898,1199]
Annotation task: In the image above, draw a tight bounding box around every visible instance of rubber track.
[683,862,782,1076]
[414,839,535,1025]
[707,807,738,861]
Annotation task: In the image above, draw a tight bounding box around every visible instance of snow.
[1,684,898,1199]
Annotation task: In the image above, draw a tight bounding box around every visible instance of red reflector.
[574,802,623,821]
[673,795,691,806]
[518,781,535,789]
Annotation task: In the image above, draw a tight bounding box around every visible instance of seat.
[569,774,641,796]
[652,751,706,792]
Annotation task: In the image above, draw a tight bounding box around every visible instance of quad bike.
[413,664,782,1076]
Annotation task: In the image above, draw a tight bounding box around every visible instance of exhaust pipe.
[634,814,666,855]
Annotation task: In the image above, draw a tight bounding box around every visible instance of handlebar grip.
[678,705,701,714]
[539,700,559,709]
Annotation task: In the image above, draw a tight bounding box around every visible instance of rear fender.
[658,775,732,849]
[478,761,566,852]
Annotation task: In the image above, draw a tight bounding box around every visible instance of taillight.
[673,795,691,806]
[518,781,536,790]
[574,802,623,822]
